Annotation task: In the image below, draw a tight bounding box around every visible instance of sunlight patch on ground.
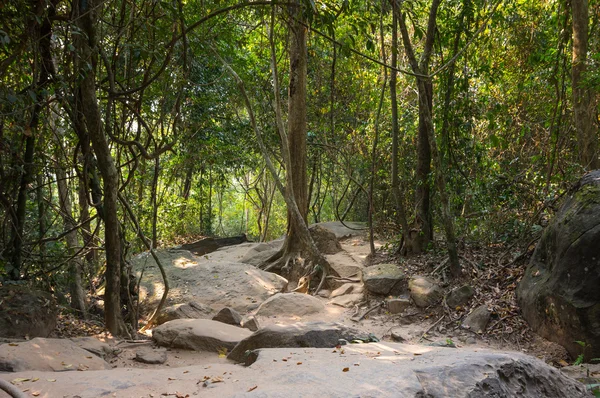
[173,256,198,269]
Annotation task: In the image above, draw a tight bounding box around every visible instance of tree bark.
[73,0,126,335]
[285,0,309,255]
[390,2,410,253]
[572,0,599,169]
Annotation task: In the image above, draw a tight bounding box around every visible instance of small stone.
[135,347,168,364]
[362,264,406,296]
[387,298,411,314]
[408,276,442,308]
[212,307,243,326]
[241,316,260,332]
[466,337,477,345]
[463,305,491,333]
[445,285,475,308]
[390,329,409,342]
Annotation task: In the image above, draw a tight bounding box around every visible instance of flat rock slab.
[255,293,325,317]
[156,301,214,325]
[135,347,167,364]
[0,338,111,372]
[69,336,115,359]
[310,221,367,239]
[325,251,363,280]
[1,343,588,397]
[133,250,288,314]
[329,293,364,308]
[152,319,252,352]
[228,322,365,363]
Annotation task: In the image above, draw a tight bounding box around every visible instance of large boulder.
[308,224,342,254]
[0,338,111,372]
[0,285,58,339]
[228,322,366,363]
[518,170,600,360]
[362,264,406,295]
[133,250,288,314]
[212,307,243,326]
[446,285,475,308]
[239,241,283,266]
[255,293,325,317]
[152,319,252,352]
[0,343,589,397]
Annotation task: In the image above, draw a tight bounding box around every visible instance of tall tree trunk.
[73,0,126,335]
[390,2,410,253]
[56,164,87,315]
[285,0,309,256]
[572,0,599,169]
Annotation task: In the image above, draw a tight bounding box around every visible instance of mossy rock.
[517,170,600,360]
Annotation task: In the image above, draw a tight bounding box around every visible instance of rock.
[0,338,111,372]
[0,343,588,397]
[135,347,167,364]
[227,322,367,363]
[362,264,406,295]
[446,285,475,308]
[330,283,363,298]
[70,337,114,359]
[239,241,283,266]
[517,170,600,360]
[463,305,491,333]
[408,276,442,307]
[466,337,477,345]
[212,307,242,326]
[310,221,367,239]
[152,319,252,352]
[390,328,409,342]
[241,316,260,332]
[326,251,363,282]
[308,224,342,254]
[329,293,364,308]
[317,289,331,298]
[133,250,288,314]
[255,293,325,317]
[0,285,58,339]
[156,301,213,325]
[387,298,411,314]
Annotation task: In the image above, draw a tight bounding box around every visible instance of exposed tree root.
[0,379,27,398]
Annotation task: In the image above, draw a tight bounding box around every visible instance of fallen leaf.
[247,386,258,392]
[342,367,349,372]
[32,392,40,396]
[211,376,223,383]
[46,379,56,382]
[8,343,19,346]
[11,378,30,384]
[296,362,302,365]
[414,353,422,356]
[282,358,287,362]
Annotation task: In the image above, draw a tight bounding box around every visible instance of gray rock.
[463,305,491,333]
[255,293,325,317]
[212,307,242,326]
[387,298,411,314]
[466,337,477,345]
[316,289,331,298]
[152,319,252,352]
[362,264,406,295]
[0,286,58,339]
[517,170,600,360]
[133,250,288,315]
[408,276,442,307]
[329,293,364,308]
[0,338,111,372]
[228,322,367,363]
[326,251,363,283]
[309,221,367,239]
[156,301,213,325]
[0,343,588,397]
[390,328,409,342]
[330,283,363,298]
[308,224,342,254]
[446,285,475,308]
[241,316,260,332]
[70,337,115,359]
[239,241,282,266]
[135,347,167,364]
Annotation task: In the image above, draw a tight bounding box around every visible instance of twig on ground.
[352,301,385,322]
[418,315,445,342]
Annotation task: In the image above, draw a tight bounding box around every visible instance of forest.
[1,0,599,343]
